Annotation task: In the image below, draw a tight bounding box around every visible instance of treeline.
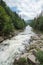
[0,0,26,36]
[30,14,43,31]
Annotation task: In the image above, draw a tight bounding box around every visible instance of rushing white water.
[0,25,35,65]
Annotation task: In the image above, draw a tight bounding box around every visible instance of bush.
[40,64,43,65]
[3,16,14,35]
[36,51,43,64]
[18,58,27,65]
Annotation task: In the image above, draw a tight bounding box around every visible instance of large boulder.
[27,54,40,65]
[40,35,43,40]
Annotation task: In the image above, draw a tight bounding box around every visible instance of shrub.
[36,51,43,64]
[18,58,27,65]
[40,64,43,65]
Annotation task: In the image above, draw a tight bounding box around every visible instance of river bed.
[0,25,35,65]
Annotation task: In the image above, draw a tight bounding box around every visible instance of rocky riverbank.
[0,30,23,43]
[13,33,43,65]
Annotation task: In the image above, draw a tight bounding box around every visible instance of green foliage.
[0,6,7,31]
[13,18,25,29]
[14,58,27,65]
[0,6,14,35]
[0,0,6,8]
[40,64,43,65]
[0,0,25,36]
[36,51,43,64]
[30,15,43,31]
[3,16,14,35]
[18,58,27,65]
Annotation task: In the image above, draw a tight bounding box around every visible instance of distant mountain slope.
[25,20,32,25]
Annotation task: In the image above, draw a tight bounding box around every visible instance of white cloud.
[3,0,43,20]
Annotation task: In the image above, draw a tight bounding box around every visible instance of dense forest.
[30,13,43,32]
[0,0,26,36]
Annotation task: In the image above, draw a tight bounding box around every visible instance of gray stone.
[27,54,40,65]
[0,37,4,43]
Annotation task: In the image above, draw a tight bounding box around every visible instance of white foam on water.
[0,25,35,65]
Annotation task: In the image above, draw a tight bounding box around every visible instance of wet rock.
[0,37,4,43]
[31,49,37,56]
[40,47,43,51]
[40,35,43,40]
[4,36,7,40]
[8,35,12,39]
[31,36,40,40]
[13,58,19,65]
[21,53,29,59]
[4,44,9,46]
[26,47,30,51]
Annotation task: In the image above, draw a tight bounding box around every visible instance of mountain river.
[0,25,35,65]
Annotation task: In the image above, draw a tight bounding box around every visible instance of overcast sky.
[3,0,43,20]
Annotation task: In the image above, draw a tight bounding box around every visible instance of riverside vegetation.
[30,13,43,32]
[0,0,26,39]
